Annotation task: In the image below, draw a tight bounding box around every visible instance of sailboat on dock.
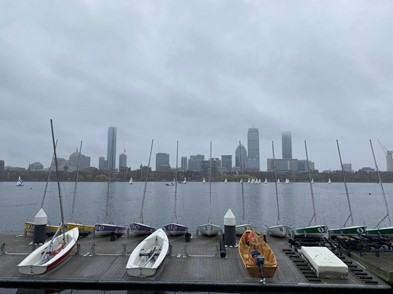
[268,141,291,238]
[18,120,79,275]
[329,140,366,237]
[65,141,94,237]
[163,141,188,236]
[293,141,328,238]
[366,140,393,236]
[197,142,221,237]
[94,136,127,238]
[236,141,253,236]
[126,228,169,277]
[25,151,59,237]
[129,139,156,236]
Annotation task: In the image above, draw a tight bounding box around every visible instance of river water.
[1,181,392,233]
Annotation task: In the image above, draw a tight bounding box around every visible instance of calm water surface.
[1,181,392,232]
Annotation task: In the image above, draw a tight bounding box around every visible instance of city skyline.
[3,126,391,172]
[1,2,393,172]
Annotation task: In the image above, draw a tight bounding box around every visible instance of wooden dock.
[0,231,391,293]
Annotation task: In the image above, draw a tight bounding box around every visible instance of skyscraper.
[107,126,117,172]
[246,127,260,171]
[181,156,188,171]
[156,153,171,171]
[221,155,232,172]
[282,131,292,159]
[235,144,247,171]
[119,152,127,171]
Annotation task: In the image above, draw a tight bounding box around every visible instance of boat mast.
[104,142,113,223]
[370,139,391,226]
[50,119,66,241]
[336,139,354,227]
[140,139,154,223]
[238,141,246,223]
[40,145,56,209]
[272,141,281,225]
[305,140,317,226]
[173,141,179,224]
[208,141,213,223]
[71,141,82,221]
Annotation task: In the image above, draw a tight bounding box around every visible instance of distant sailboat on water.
[16,176,23,186]
[129,177,133,184]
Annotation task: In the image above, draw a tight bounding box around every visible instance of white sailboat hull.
[198,223,221,236]
[163,223,188,236]
[268,224,291,238]
[126,228,169,277]
[94,223,127,237]
[294,225,329,238]
[18,228,79,275]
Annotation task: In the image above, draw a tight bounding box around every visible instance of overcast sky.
[1,0,393,172]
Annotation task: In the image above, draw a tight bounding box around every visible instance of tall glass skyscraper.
[107,126,117,172]
[282,131,292,159]
[247,127,260,171]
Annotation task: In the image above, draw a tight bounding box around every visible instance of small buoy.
[369,192,372,196]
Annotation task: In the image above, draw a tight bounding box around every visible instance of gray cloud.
[1,0,392,171]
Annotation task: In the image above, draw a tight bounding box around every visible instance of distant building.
[28,162,44,172]
[201,158,221,174]
[247,127,260,171]
[119,152,127,171]
[267,159,297,172]
[342,163,352,172]
[267,159,315,172]
[0,160,4,173]
[50,157,67,171]
[156,153,171,172]
[359,167,374,173]
[107,126,117,172]
[297,160,315,172]
[188,155,204,172]
[221,155,232,172]
[99,157,107,170]
[235,144,247,171]
[181,156,188,171]
[282,131,292,159]
[68,149,91,172]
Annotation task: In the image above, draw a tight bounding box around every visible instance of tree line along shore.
[2,167,393,183]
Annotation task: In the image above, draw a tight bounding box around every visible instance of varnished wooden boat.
[239,229,278,278]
